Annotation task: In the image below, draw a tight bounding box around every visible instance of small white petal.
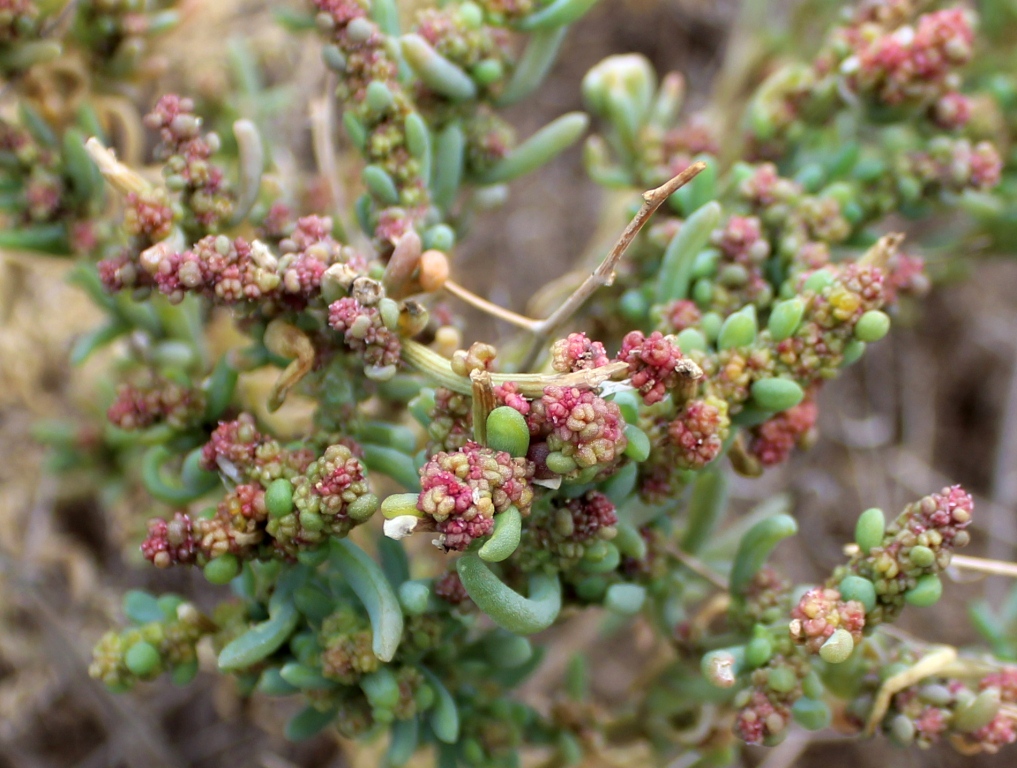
[384,515,419,540]
[598,379,636,397]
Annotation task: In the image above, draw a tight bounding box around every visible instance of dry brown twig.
[437,163,708,367]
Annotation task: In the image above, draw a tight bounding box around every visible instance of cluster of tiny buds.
[417,440,534,551]
[100,216,362,311]
[143,94,233,230]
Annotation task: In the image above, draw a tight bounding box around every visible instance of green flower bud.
[362,165,400,206]
[701,311,723,342]
[909,544,935,568]
[952,687,1001,733]
[546,451,578,475]
[472,58,504,87]
[717,306,757,350]
[125,641,161,677]
[904,574,943,607]
[745,635,773,668]
[204,553,240,585]
[819,628,855,663]
[768,666,797,693]
[401,34,477,101]
[767,298,805,342]
[423,224,455,252]
[265,478,294,519]
[580,542,621,573]
[604,583,646,615]
[365,80,394,114]
[692,277,714,307]
[623,424,651,461]
[854,310,891,342]
[804,269,836,292]
[838,575,877,613]
[890,713,915,745]
[750,377,805,412]
[676,328,707,353]
[619,288,649,322]
[486,406,530,457]
[455,0,483,26]
[691,248,720,279]
[855,507,885,554]
[792,697,832,731]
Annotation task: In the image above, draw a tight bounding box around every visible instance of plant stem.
[443,279,539,330]
[400,339,628,397]
[519,162,707,368]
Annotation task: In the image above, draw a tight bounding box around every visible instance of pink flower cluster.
[143,94,233,230]
[788,587,866,654]
[667,397,729,470]
[845,8,974,107]
[550,332,610,374]
[107,376,205,432]
[748,397,818,466]
[328,296,403,372]
[417,441,534,551]
[100,217,357,310]
[617,330,687,405]
[527,386,627,471]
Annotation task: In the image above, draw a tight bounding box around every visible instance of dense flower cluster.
[527,386,627,476]
[143,94,234,232]
[143,416,374,566]
[841,8,975,107]
[328,296,403,375]
[90,599,210,691]
[426,386,473,453]
[551,332,610,373]
[836,485,973,624]
[733,655,811,746]
[107,374,205,432]
[100,219,359,310]
[417,441,534,551]
[876,665,1017,753]
[520,491,619,572]
[748,396,818,466]
[617,330,691,404]
[788,587,866,655]
[667,396,730,470]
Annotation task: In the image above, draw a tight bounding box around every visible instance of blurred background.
[2,0,1016,766]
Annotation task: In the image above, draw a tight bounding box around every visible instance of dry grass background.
[2,1,1017,766]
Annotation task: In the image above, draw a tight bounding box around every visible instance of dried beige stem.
[865,645,958,736]
[470,369,496,444]
[401,339,628,397]
[84,137,150,197]
[264,319,316,412]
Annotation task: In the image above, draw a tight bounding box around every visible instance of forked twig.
[525,162,707,351]
[439,163,707,365]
